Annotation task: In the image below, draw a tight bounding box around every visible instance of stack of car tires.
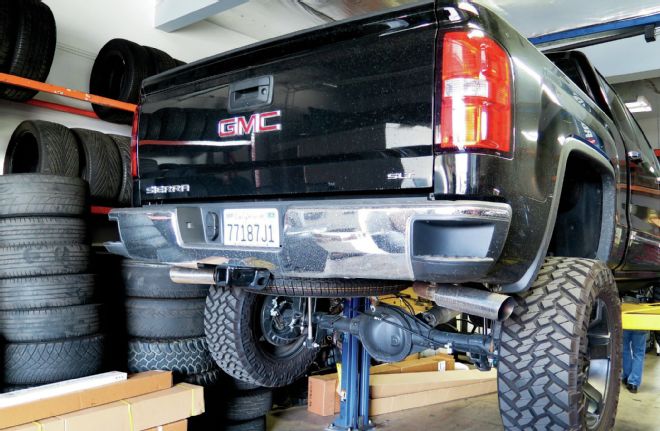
[121,260,272,431]
[90,39,185,124]
[0,174,103,391]
[4,120,132,206]
[0,0,57,102]
[122,260,214,382]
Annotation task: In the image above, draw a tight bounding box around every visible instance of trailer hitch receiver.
[170,265,271,289]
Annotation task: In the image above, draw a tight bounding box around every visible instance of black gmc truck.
[107,1,660,430]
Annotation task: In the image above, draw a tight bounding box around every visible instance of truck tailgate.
[137,3,438,203]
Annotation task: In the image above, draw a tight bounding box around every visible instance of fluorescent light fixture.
[625,96,652,113]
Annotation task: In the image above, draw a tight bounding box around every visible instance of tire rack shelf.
[0,72,137,215]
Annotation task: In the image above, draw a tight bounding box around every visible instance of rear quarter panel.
[434,3,625,292]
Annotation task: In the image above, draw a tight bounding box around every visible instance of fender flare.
[501,137,617,293]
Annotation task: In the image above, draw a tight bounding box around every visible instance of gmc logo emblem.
[218,110,281,138]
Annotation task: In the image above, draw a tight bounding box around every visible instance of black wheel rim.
[584,297,613,430]
[256,295,307,360]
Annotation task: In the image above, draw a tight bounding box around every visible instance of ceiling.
[613,79,660,121]
[206,0,660,40]
[204,0,660,82]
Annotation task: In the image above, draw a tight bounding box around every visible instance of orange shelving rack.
[0,73,137,113]
[0,72,138,215]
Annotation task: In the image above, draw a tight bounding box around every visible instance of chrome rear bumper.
[107,199,511,282]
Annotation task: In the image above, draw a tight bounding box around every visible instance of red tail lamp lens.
[438,31,512,155]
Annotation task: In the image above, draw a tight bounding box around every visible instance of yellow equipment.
[621,303,660,331]
[377,287,434,315]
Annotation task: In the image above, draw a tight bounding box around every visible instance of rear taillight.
[130,108,139,177]
[437,31,512,156]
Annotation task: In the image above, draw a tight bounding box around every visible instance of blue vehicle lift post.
[328,298,374,431]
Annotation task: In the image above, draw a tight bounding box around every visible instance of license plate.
[222,208,280,248]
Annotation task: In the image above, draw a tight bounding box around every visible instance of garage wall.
[634,117,660,149]
[611,79,660,150]
[0,0,257,173]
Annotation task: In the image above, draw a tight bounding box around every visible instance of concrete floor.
[269,353,659,431]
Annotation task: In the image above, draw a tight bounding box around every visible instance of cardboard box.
[308,375,340,417]
[145,420,187,431]
[0,371,172,429]
[128,383,204,430]
[401,353,420,362]
[307,367,495,416]
[5,418,64,431]
[57,401,131,431]
[0,372,127,409]
[370,369,496,399]
[424,353,455,371]
[370,364,401,375]
[372,357,453,375]
[306,356,461,416]
[397,358,444,373]
[3,385,202,431]
[369,379,498,416]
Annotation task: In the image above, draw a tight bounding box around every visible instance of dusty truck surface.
[107,1,660,429]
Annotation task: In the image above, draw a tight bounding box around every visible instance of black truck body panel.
[137,3,438,201]
[110,1,660,293]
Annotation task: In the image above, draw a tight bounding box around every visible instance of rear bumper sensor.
[107,199,511,283]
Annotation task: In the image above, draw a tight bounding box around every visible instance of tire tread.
[127,337,215,375]
[4,335,104,385]
[497,257,621,431]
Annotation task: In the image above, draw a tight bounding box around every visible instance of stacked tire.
[121,260,271,431]
[190,379,272,431]
[0,174,103,391]
[4,120,132,206]
[0,1,57,102]
[122,260,214,381]
[90,39,185,124]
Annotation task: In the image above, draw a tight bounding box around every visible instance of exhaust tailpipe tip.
[413,282,515,322]
[169,266,216,285]
[498,296,517,321]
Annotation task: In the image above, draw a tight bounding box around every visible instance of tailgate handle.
[228,75,273,112]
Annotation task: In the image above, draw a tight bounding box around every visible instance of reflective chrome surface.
[170,266,216,285]
[413,282,516,321]
[108,199,511,282]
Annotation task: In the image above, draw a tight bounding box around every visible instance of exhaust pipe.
[421,306,460,327]
[413,282,516,321]
[170,266,216,285]
[169,265,272,289]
